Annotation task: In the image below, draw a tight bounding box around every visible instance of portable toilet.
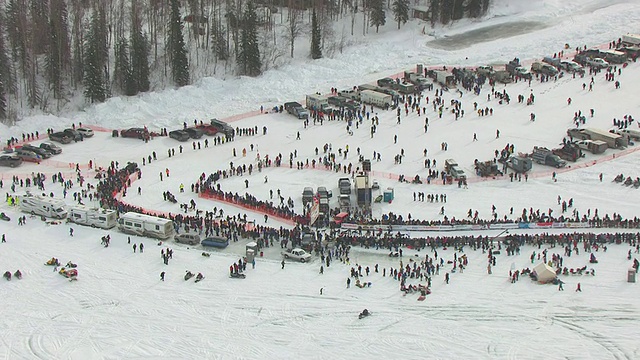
[246,249,255,263]
[628,268,636,283]
[246,241,258,256]
[383,187,394,202]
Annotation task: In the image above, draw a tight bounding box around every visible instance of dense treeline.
[0,0,489,123]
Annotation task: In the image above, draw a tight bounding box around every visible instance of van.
[174,233,201,245]
[69,205,117,229]
[15,149,42,163]
[20,194,68,219]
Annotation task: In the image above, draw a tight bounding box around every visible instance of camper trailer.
[359,90,392,109]
[20,194,68,219]
[117,212,174,239]
[69,205,117,229]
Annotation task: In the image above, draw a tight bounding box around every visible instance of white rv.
[19,194,68,219]
[69,205,117,229]
[117,212,174,239]
[359,90,392,109]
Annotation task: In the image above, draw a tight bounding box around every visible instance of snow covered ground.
[2,0,640,358]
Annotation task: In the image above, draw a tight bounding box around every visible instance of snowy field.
[2,0,640,359]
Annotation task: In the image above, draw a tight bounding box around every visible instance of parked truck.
[444,159,466,180]
[532,147,567,168]
[505,156,533,173]
[552,143,583,162]
[567,128,628,149]
[474,160,503,177]
[622,34,640,46]
[575,139,607,154]
[359,90,392,109]
[354,174,372,207]
[284,101,309,119]
[338,178,351,195]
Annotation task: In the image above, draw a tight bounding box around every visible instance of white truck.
[69,205,118,229]
[20,194,68,219]
[622,34,640,46]
[305,94,329,111]
[575,140,607,154]
[359,90,392,109]
[117,212,175,239]
[282,248,312,263]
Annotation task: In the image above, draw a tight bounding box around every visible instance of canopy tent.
[533,263,557,284]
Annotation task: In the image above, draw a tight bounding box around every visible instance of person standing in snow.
[576,283,581,292]
[133,243,137,253]
[281,259,285,269]
[69,228,74,237]
[160,272,165,281]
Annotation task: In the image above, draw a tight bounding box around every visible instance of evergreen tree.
[130,29,150,92]
[45,0,71,100]
[429,0,440,27]
[214,22,229,61]
[310,9,322,59]
[440,0,453,24]
[0,79,6,120]
[0,10,16,96]
[114,37,136,96]
[237,1,261,77]
[392,0,410,30]
[369,0,386,33]
[468,0,483,18]
[83,12,107,103]
[168,0,189,87]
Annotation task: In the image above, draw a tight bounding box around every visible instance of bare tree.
[285,7,305,58]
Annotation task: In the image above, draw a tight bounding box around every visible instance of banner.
[339,222,591,233]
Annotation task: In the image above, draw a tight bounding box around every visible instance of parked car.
[560,61,585,74]
[317,186,332,199]
[63,128,83,142]
[302,187,314,206]
[49,132,73,144]
[174,233,201,245]
[40,142,62,154]
[210,118,235,137]
[476,65,495,76]
[14,149,42,163]
[184,127,203,139]
[169,130,190,142]
[377,78,395,88]
[196,124,219,136]
[120,128,147,139]
[76,127,94,138]
[0,154,22,167]
[514,66,532,79]
[585,57,609,69]
[282,248,312,262]
[201,236,229,248]
[21,145,52,159]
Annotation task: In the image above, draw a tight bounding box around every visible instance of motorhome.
[69,205,117,229]
[117,212,174,239]
[359,90,392,109]
[20,194,68,219]
[305,94,330,111]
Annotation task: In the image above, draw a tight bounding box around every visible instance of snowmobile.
[634,178,640,188]
[3,271,11,281]
[358,309,371,319]
[411,175,423,184]
[59,268,78,281]
[45,258,60,266]
[0,212,10,221]
[614,174,624,183]
[201,252,211,257]
[229,272,246,279]
[13,270,22,280]
[195,273,205,283]
[184,271,195,281]
[66,261,78,268]
[389,252,399,257]
[624,176,633,186]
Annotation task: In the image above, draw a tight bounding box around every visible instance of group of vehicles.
[120,119,235,142]
[1,140,65,168]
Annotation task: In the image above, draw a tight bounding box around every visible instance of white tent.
[533,263,557,284]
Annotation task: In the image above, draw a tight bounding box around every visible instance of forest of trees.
[0,0,490,124]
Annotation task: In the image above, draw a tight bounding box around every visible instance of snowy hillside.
[1,0,640,359]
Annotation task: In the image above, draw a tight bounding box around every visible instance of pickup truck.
[282,248,312,263]
[284,102,309,120]
[49,132,73,144]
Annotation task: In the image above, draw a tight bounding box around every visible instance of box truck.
[359,90,392,109]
